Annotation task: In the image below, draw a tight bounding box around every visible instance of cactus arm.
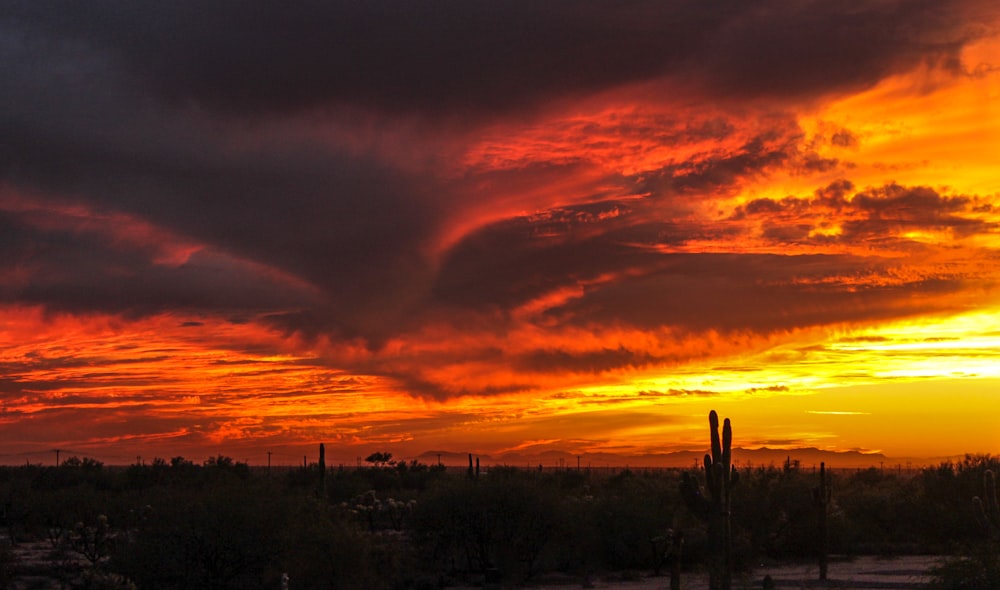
[710,410,722,462]
[722,418,732,468]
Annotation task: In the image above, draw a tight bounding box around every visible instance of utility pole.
[54,449,61,467]
[267,451,272,476]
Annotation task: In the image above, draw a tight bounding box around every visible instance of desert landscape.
[0,446,995,590]
[3,3,1000,589]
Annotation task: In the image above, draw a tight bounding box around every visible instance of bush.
[410,470,561,583]
[279,498,383,590]
[930,542,1000,590]
[114,481,283,590]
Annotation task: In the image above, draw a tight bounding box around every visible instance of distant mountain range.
[414,447,951,469]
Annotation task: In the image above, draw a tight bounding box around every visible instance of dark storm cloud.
[560,253,965,333]
[7,1,716,117]
[733,182,997,243]
[0,210,319,316]
[395,374,537,400]
[431,198,718,312]
[848,184,985,236]
[431,223,621,310]
[0,9,451,339]
[640,131,799,195]
[0,107,438,309]
[0,53,441,339]
[0,0,995,353]
[439,187,972,335]
[3,0,990,119]
[431,175,985,336]
[514,346,660,374]
[696,0,981,99]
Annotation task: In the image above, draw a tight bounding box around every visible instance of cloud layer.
[1,1,999,461]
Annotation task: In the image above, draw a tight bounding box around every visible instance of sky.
[1,1,999,466]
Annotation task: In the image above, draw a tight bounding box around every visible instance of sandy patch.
[522,555,942,590]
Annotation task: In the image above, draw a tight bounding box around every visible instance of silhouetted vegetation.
[930,467,1000,589]
[0,452,996,588]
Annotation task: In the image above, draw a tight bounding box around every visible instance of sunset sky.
[1,1,999,466]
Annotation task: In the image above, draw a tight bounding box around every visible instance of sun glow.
[799,37,1000,197]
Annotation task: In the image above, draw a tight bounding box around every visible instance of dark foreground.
[0,453,996,589]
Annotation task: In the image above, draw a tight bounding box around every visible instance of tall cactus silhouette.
[813,462,832,580]
[680,410,738,590]
[973,469,999,539]
[467,453,480,480]
[318,443,327,496]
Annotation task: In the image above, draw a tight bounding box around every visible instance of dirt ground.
[6,542,942,590]
[522,555,942,590]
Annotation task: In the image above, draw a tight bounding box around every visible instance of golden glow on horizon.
[2,299,998,463]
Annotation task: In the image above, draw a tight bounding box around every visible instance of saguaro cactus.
[318,443,327,496]
[813,462,832,580]
[680,410,738,590]
[973,469,999,539]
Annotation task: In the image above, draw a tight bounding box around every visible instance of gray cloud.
[551,252,965,333]
[514,346,660,375]
[0,210,321,317]
[3,0,989,118]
